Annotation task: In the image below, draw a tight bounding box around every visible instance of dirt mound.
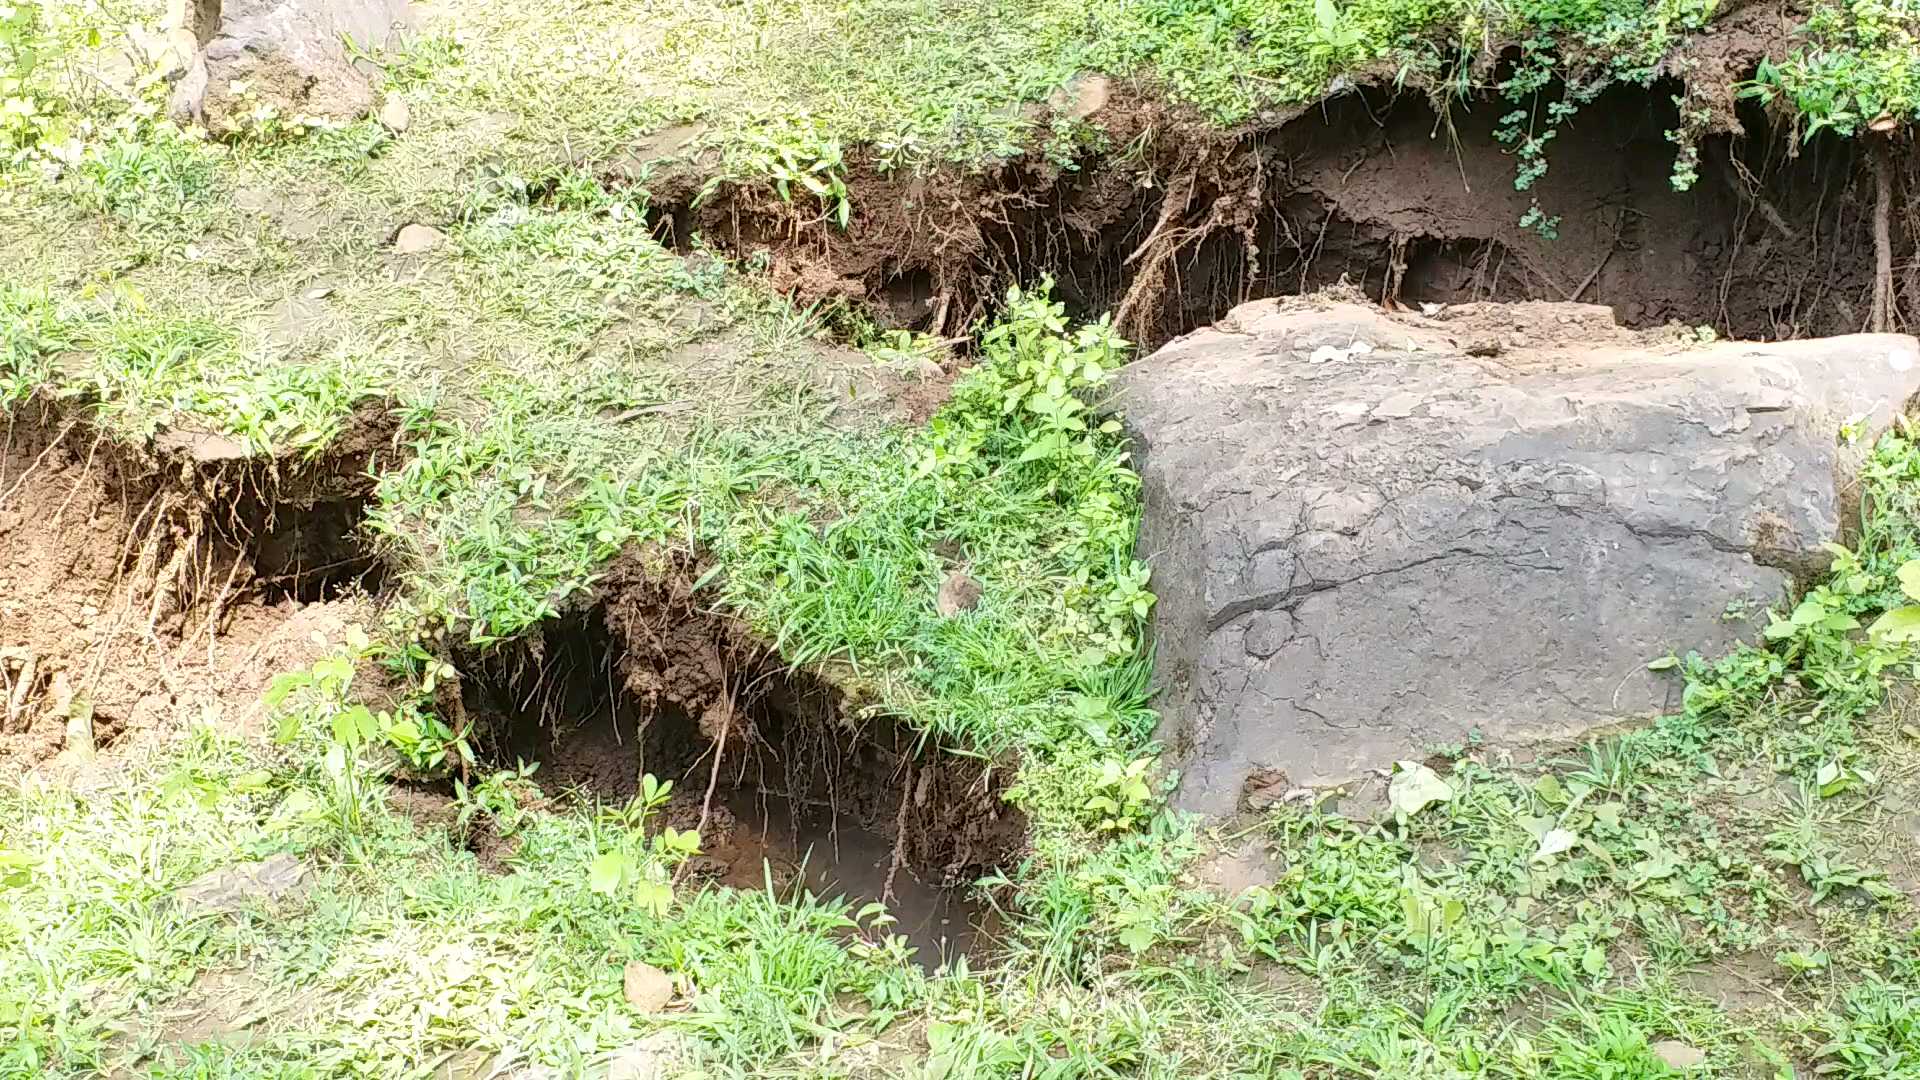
[0,402,393,772]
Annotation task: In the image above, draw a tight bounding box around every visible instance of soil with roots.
[0,402,392,772]
[644,62,1916,354]
[0,400,1025,955]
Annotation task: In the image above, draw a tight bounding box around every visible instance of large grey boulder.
[1120,297,1920,816]
[170,0,411,137]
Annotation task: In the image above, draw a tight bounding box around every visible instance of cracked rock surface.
[1119,297,1920,815]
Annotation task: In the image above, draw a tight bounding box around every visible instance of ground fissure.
[643,76,1916,353]
[459,552,1027,956]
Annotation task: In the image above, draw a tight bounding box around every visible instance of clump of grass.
[0,283,390,456]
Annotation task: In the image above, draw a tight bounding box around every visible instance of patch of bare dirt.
[0,401,395,774]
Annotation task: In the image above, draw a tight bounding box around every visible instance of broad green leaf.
[1869,605,1920,642]
[231,770,273,793]
[1898,560,1920,602]
[1533,774,1566,805]
[634,879,674,918]
[1789,597,1827,627]
[1016,434,1059,463]
[1388,762,1452,818]
[588,851,626,896]
[1581,943,1607,976]
[262,673,301,710]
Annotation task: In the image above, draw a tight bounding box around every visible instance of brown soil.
[0,400,394,772]
[458,550,1025,949]
[637,65,1918,354]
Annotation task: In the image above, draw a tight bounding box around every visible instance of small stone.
[392,223,445,255]
[61,697,95,763]
[175,854,311,915]
[622,961,674,1014]
[1060,74,1110,120]
[935,571,982,617]
[378,95,411,132]
[1651,1040,1706,1070]
[607,1031,688,1080]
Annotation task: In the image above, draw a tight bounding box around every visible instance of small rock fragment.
[378,95,411,132]
[608,1031,689,1080]
[936,571,982,616]
[1046,74,1111,121]
[61,695,95,763]
[622,960,674,1014]
[393,224,445,254]
[1651,1041,1706,1070]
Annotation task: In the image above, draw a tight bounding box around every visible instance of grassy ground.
[6,0,1920,1075]
[6,464,1920,1075]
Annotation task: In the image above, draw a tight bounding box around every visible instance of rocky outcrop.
[1119,298,1920,816]
[170,0,411,137]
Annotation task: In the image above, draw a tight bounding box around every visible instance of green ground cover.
[4,0,1920,1075]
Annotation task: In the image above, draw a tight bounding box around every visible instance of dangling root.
[0,420,79,510]
[3,648,37,732]
[147,517,204,635]
[882,762,913,906]
[695,640,734,842]
[1871,137,1896,333]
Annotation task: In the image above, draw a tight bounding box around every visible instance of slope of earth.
[2,0,1920,1075]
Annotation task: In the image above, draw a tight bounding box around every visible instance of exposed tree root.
[642,79,1909,353]
[1872,137,1895,333]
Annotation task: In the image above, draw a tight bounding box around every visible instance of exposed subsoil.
[0,399,1027,956]
[639,49,1916,354]
[0,400,394,771]
[459,551,1026,959]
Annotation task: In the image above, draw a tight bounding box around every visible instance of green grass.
[9,672,1918,1076]
[9,0,1920,1075]
[6,424,1920,1072]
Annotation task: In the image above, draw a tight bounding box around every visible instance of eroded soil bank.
[647,77,1910,353]
[0,403,392,769]
[458,553,1027,957]
[0,403,1028,955]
